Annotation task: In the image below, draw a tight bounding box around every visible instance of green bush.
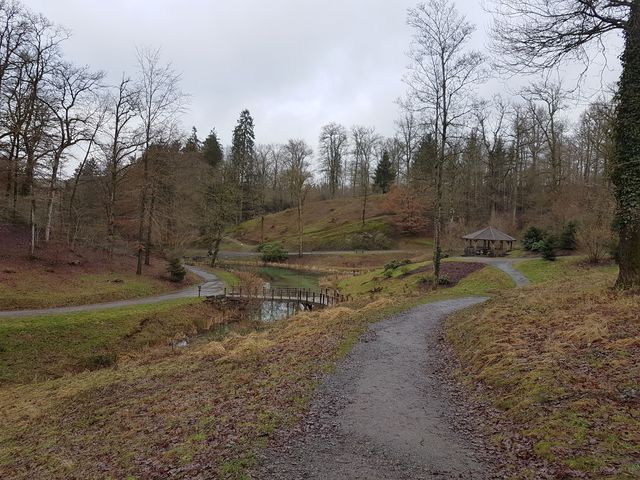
[167,257,187,282]
[260,243,289,262]
[383,259,411,272]
[541,236,557,261]
[559,222,578,250]
[523,226,546,251]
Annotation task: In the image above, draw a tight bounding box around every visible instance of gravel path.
[0,265,223,318]
[254,297,495,480]
[490,261,530,287]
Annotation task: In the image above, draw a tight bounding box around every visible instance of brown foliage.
[382,185,432,235]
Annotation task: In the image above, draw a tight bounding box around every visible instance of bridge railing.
[224,285,351,307]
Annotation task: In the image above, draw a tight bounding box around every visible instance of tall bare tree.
[319,122,349,198]
[351,125,381,226]
[99,75,142,259]
[405,0,485,285]
[41,62,103,242]
[134,47,184,274]
[283,139,313,257]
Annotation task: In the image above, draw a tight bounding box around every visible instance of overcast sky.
[26,0,623,153]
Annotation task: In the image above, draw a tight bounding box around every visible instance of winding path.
[0,266,223,319]
[255,298,495,479]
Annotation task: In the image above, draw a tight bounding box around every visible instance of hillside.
[229,195,431,251]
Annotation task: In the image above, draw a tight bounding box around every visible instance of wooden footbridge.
[223,285,351,310]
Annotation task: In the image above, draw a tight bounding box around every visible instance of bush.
[541,236,557,262]
[167,257,187,282]
[383,259,411,271]
[523,226,546,251]
[260,243,289,262]
[559,222,578,250]
[350,232,391,251]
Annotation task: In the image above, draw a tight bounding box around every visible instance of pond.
[257,266,321,290]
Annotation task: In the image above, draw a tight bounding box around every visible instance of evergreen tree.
[203,128,223,168]
[183,126,201,153]
[373,150,396,193]
[230,109,256,221]
[231,110,255,173]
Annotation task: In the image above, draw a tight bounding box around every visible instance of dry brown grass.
[446,269,640,479]
[0,294,422,480]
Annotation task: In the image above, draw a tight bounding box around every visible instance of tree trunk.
[210,236,222,267]
[44,154,61,243]
[29,196,36,256]
[144,186,156,266]
[297,197,303,258]
[613,2,640,288]
[136,154,149,275]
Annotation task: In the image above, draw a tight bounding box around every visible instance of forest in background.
[0,0,619,274]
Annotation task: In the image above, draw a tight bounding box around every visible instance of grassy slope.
[0,271,192,310]
[446,262,640,478]
[0,298,230,384]
[209,268,242,287]
[338,259,515,297]
[229,195,429,251]
[515,256,618,284]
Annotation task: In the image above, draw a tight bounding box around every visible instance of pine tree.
[373,151,396,193]
[230,110,256,221]
[203,128,223,168]
[183,127,201,153]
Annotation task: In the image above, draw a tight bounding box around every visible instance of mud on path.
[254,298,497,480]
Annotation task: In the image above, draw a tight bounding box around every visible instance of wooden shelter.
[462,226,516,257]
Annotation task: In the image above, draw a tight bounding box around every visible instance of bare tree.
[135,47,184,274]
[395,100,423,183]
[41,62,103,242]
[283,139,313,257]
[351,125,381,226]
[99,75,142,259]
[489,0,638,288]
[319,122,349,198]
[405,0,485,285]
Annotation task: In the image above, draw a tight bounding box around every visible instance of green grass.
[209,268,242,288]
[515,256,618,284]
[258,266,321,290]
[0,298,216,384]
[338,260,515,297]
[0,271,182,310]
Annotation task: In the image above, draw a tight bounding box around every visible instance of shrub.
[260,243,289,262]
[523,226,546,251]
[350,232,391,251]
[559,222,578,250]
[383,259,411,271]
[167,257,187,282]
[541,236,557,262]
[579,222,615,264]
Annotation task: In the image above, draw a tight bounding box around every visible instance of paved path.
[255,298,495,480]
[0,266,223,319]
[458,256,530,287]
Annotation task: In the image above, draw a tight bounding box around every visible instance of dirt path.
[254,298,495,480]
[0,266,223,318]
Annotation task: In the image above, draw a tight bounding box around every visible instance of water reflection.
[254,300,304,323]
